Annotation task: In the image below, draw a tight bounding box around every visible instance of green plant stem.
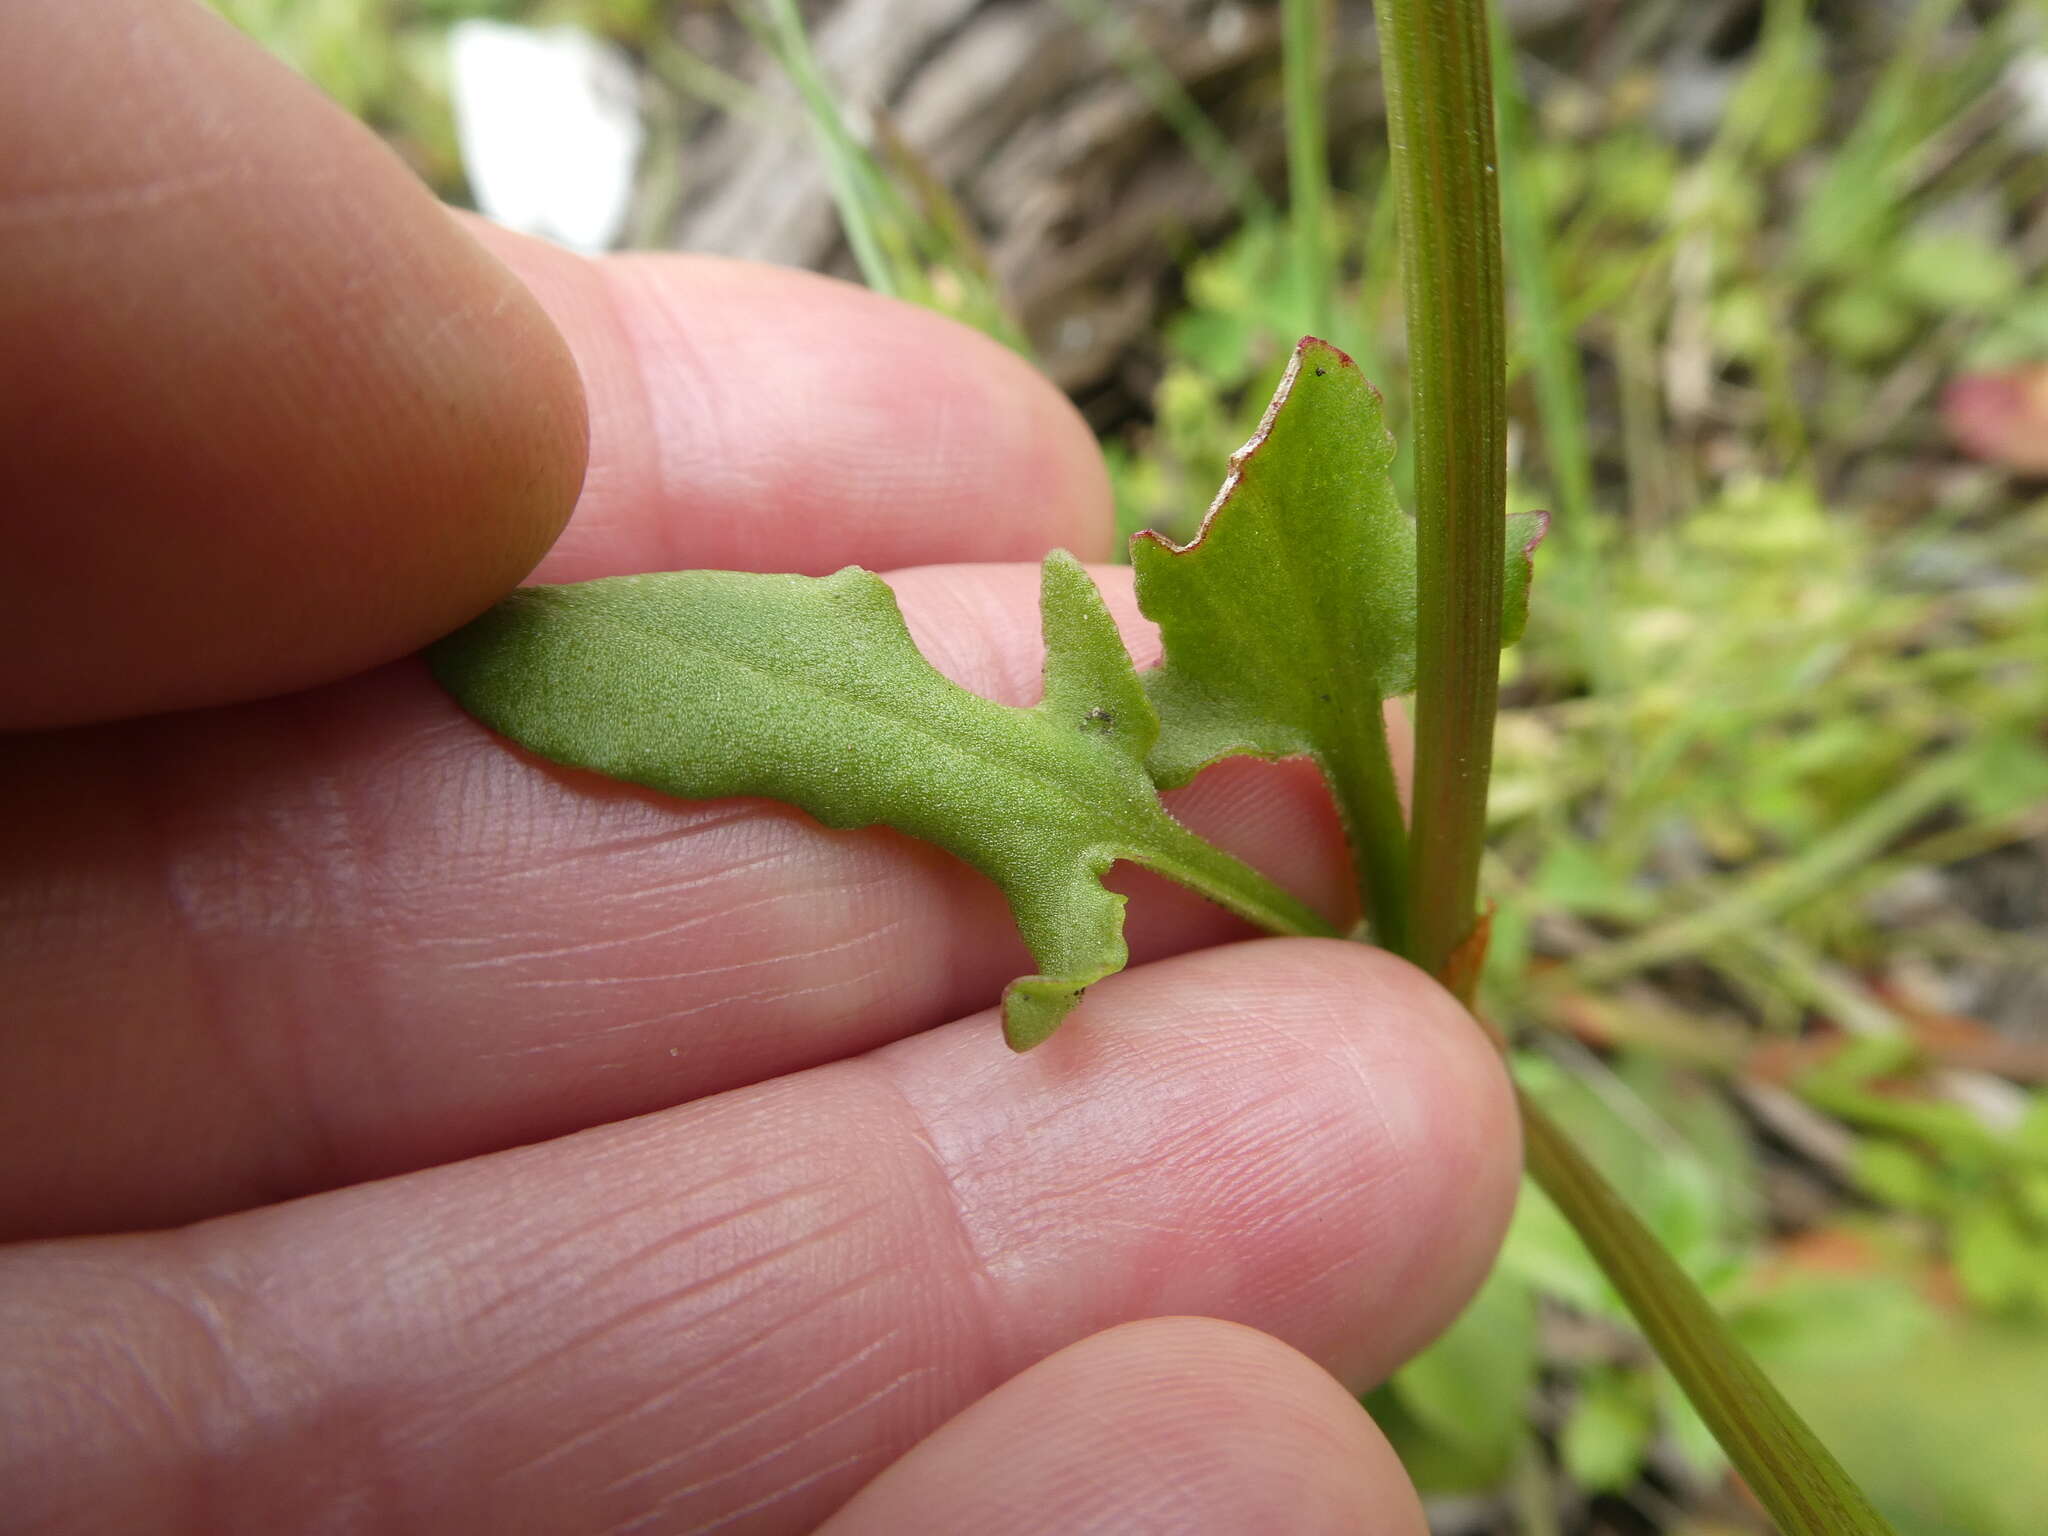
[1324,711,1412,956]
[1372,0,1507,985]
[1573,743,1980,986]
[1363,5,1895,1529]
[1282,0,1333,338]
[1143,824,1342,944]
[1229,869,1898,1531]
[1521,1094,1897,1535]
[645,29,761,120]
[1727,928,1907,1040]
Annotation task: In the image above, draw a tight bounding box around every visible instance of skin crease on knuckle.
[0,942,1514,1535]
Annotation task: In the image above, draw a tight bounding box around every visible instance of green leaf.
[1854,1139,1943,1212]
[1390,1263,1538,1480]
[1532,836,1655,920]
[1953,1199,2038,1313]
[1889,228,2022,318]
[429,551,1331,1052]
[1766,1313,2048,1536]
[1368,1385,1518,1497]
[1654,1367,1728,1482]
[1729,1272,1935,1374]
[1560,1367,1655,1493]
[1499,1173,1614,1317]
[1133,337,1543,781]
[1962,729,2048,821]
[1131,337,1544,947]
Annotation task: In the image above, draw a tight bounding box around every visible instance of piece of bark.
[654,0,1585,406]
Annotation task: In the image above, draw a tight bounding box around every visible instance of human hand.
[0,4,1518,1531]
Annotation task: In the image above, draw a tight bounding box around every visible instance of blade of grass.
[1486,0,1621,700]
[1573,743,1982,986]
[1283,0,1333,339]
[867,111,1032,353]
[755,0,899,297]
[1487,4,1593,566]
[1796,0,1971,273]
[753,0,1028,350]
[644,29,761,121]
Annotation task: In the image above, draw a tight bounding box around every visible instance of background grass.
[216,2,2048,1531]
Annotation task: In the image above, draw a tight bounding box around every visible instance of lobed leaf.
[1130,336,1542,949]
[429,551,1325,1051]
[1132,336,1545,790]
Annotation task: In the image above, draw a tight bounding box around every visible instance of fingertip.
[1232,938,1524,1367]
[820,1317,1427,1536]
[883,934,1523,1387]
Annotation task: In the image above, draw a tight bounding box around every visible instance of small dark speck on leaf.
[1314,367,1327,377]
[1084,707,1114,731]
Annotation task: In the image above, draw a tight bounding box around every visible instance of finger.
[462,221,1117,580]
[0,939,1513,1536]
[0,0,587,729]
[819,1319,1426,1536]
[1,561,1389,1240]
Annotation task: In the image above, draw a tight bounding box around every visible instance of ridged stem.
[1521,1094,1898,1534]
[1371,0,1507,984]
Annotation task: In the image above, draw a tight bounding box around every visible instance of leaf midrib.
[590,607,1175,856]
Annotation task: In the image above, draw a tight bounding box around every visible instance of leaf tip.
[1295,334,1358,371]
[1001,983,1078,1052]
[1294,335,1388,405]
[1511,509,1551,560]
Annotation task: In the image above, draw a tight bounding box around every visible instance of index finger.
[469,226,1117,586]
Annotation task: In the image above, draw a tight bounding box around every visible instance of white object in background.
[449,20,644,255]
[2007,53,2048,151]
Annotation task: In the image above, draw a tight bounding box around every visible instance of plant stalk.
[1371,0,1507,986]
[1364,3,1898,1530]
[1144,824,1342,945]
[1322,711,1412,956]
[1211,853,1900,1532]
[1521,1093,1897,1535]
